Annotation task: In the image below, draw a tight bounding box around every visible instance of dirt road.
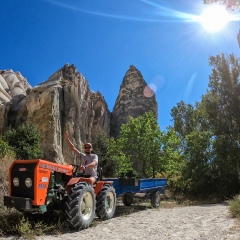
[0,202,239,240]
[39,203,240,240]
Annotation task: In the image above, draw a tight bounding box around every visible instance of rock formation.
[0,64,158,164]
[0,70,32,132]
[111,65,158,138]
[0,64,110,164]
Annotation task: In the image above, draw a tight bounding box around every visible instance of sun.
[199,5,231,33]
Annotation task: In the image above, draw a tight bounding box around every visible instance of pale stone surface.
[0,70,32,131]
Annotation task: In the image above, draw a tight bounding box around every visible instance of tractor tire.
[96,184,116,220]
[122,193,134,206]
[151,190,161,208]
[64,182,96,230]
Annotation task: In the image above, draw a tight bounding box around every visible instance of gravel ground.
[1,202,240,240]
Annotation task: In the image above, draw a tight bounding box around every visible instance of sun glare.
[199,5,231,33]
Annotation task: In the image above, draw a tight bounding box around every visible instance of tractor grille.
[11,163,37,200]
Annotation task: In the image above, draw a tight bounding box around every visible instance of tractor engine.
[4,159,73,214]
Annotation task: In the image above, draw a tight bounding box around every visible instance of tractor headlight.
[25,178,32,188]
[13,178,19,187]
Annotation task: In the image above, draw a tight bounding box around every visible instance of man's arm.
[65,131,81,157]
[81,159,97,172]
[85,160,97,168]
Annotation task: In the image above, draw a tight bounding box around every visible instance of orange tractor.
[4,159,116,229]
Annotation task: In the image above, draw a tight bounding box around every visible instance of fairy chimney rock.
[111,65,158,138]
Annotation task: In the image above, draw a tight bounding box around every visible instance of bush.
[0,139,8,158]
[229,195,240,218]
[0,208,69,239]
[5,122,43,159]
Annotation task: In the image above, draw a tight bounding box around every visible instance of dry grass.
[229,195,240,219]
[0,152,15,205]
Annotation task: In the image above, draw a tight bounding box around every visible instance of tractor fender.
[94,181,113,195]
[65,177,93,193]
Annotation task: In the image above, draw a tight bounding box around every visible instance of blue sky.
[1,0,239,130]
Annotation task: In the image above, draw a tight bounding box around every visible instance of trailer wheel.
[96,184,116,220]
[151,191,161,208]
[64,182,96,229]
[122,193,133,206]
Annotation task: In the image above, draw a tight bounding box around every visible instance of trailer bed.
[105,178,167,197]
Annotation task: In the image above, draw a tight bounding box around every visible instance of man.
[65,131,98,184]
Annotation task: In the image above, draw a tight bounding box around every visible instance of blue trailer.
[105,177,167,208]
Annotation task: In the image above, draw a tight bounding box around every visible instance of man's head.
[84,143,92,154]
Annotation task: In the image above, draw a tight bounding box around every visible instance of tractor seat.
[76,167,103,186]
[96,167,103,182]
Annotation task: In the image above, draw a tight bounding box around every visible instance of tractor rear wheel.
[64,182,96,229]
[151,190,161,208]
[96,184,116,220]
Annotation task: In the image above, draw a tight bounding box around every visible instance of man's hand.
[65,131,70,139]
[80,165,86,171]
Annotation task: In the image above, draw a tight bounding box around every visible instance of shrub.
[0,139,8,158]
[0,208,69,239]
[229,195,240,218]
[5,122,43,159]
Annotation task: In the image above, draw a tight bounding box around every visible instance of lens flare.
[143,85,155,98]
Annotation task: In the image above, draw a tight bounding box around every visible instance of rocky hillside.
[0,64,157,163]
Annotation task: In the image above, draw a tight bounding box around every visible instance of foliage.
[171,101,196,139]
[118,111,163,178]
[169,53,240,198]
[203,53,240,196]
[183,130,216,195]
[92,131,109,171]
[0,138,15,158]
[5,122,43,160]
[92,131,133,177]
[160,128,187,193]
[229,195,240,218]
[203,0,240,9]
[106,137,133,177]
[0,207,68,239]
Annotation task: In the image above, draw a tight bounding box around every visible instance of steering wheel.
[71,164,85,177]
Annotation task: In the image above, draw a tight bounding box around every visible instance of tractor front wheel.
[96,184,116,220]
[64,182,96,229]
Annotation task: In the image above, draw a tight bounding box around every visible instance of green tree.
[201,53,240,196]
[169,53,240,198]
[161,127,187,193]
[5,122,43,159]
[171,101,196,139]
[92,131,117,177]
[92,131,132,177]
[118,111,163,178]
[184,130,217,196]
[106,137,133,177]
[92,131,108,168]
